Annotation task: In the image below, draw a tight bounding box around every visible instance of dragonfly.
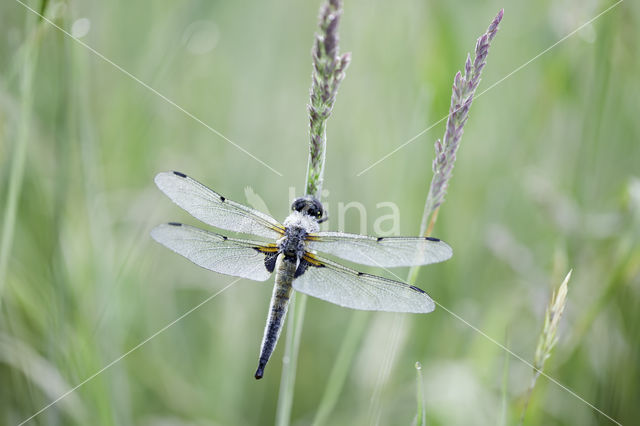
[151,171,453,379]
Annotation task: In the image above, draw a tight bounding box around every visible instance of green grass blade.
[275,293,307,426]
[0,12,41,302]
[312,311,369,426]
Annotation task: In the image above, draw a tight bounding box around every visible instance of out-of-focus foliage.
[1,0,638,425]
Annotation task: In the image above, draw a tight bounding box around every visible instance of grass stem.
[0,9,43,303]
[275,293,307,426]
[311,311,369,426]
[520,269,572,425]
[276,1,350,425]
[368,10,504,420]
[413,362,425,426]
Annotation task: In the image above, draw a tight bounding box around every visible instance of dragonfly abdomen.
[255,254,297,379]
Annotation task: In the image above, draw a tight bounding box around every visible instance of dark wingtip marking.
[409,285,426,294]
[377,237,383,242]
[220,196,226,202]
[222,236,228,240]
[425,237,440,242]
[168,222,182,227]
[357,272,365,276]
[173,171,187,178]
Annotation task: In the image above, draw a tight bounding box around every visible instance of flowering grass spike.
[521,269,572,423]
[306,0,351,198]
[421,9,504,236]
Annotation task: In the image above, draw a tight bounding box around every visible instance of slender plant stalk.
[0,8,44,303]
[413,362,426,426]
[311,311,369,426]
[500,331,511,426]
[276,1,350,425]
[312,9,504,424]
[520,269,572,425]
[363,10,505,422]
[409,8,504,283]
[275,293,307,426]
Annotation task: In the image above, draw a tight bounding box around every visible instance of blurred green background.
[1,0,639,425]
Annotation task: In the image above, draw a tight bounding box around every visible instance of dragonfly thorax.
[279,210,319,259]
[279,226,307,259]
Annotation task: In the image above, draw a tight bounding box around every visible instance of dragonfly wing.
[155,171,285,239]
[307,232,452,267]
[151,223,278,281]
[292,253,435,313]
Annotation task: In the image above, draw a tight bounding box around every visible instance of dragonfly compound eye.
[291,196,324,219]
[291,198,306,212]
[312,199,324,218]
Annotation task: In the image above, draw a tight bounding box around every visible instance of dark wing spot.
[173,171,187,178]
[253,248,278,273]
[168,222,182,227]
[294,259,310,278]
[263,251,278,273]
[377,237,383,242]
[357,272,365,276]
[409,285,426,294]
[222,236,228,241]
[425,237,440,242]
[295,257,324,278]
[220,196,226,202]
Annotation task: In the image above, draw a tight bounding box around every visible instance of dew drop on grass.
[71,18,91,39]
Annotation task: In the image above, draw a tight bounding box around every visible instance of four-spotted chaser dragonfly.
[151,171,453,379]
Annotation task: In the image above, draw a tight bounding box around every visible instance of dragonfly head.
[291,196,324,221]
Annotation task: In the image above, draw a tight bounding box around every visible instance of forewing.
[155,171,285,239]
[151,223,278,281]
[307,232,452,267]
[292,253,435,313]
